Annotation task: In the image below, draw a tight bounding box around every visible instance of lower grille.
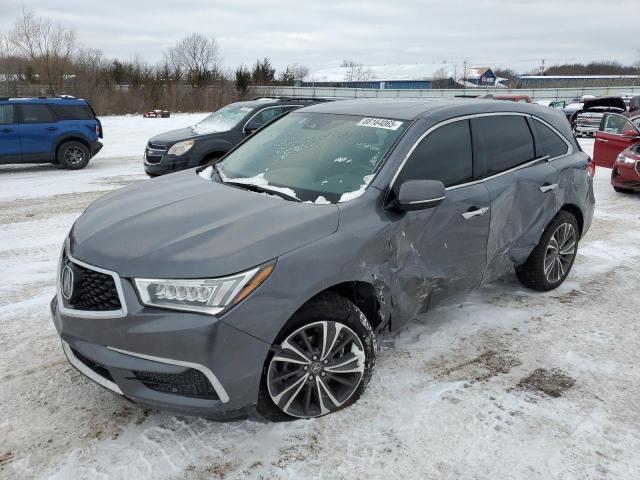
[71,347,114,382]
[145,154,162,164]
[133,369,219,400]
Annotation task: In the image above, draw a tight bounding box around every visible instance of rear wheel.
[258,293,376,421]
[516,211,579,291]
[57,141,90,169]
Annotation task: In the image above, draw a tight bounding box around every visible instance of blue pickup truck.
[0,96,103,169]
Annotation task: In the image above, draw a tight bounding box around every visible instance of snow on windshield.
[211,113,406,204]
[191,105,252,134]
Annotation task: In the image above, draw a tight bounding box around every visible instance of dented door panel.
[482,162,560,282]
[389,183,491,325]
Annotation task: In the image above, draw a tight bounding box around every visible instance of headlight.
[134,264,273,315]
[616,153,636,164]
[167,140,195,156]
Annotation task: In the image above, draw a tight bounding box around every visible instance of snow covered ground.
[1,116,639,480]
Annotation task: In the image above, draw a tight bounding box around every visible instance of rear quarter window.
[50,104,95,120]
[533,119,569,158]
[20,104,56,124]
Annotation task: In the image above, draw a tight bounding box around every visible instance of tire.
[257,292,376,421]
[614,186,634,194]
[515,210,579,291]
[57,141,90,170]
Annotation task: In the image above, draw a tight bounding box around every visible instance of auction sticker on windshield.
[357,117,404,130]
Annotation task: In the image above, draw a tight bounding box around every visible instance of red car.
[592,113,640,192]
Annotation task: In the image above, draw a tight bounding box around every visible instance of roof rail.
[252,96,332,103]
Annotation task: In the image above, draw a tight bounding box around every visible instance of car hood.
[69,170,339,278]
[149,126,227,145]
[583,97,626,111]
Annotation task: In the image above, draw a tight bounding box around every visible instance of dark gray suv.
[51,98,594,420]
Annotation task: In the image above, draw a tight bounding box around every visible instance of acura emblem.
[61,265,75,300]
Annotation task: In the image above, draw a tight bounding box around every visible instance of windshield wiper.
[214,164,301,202]
[226,182,302,202]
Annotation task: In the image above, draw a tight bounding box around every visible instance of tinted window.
[473,116,535,176]
[246,107,284,130]
[50,104,94,120]
[534,120,569,158]
[20,104,56,124]
[397,120,473,187]
[0,105,14,125]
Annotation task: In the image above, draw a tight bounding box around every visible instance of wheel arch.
[559,203,584,237]
[199,150,227,166]
[56,136,91,155]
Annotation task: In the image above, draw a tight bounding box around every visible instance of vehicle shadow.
[0,164,60,174]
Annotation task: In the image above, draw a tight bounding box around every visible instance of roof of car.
[0,96,88,105]
[230,97,329,109]
[297,97,556,121]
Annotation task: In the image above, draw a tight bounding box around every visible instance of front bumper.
[611,162,640,191]
[51,280,271,418]
[143,148,193,176]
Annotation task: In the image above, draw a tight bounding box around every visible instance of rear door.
[471,114,560,281]
[0,103,21,163]
[593,113,640,168]
[391,119,491,315]
[18,103,59,162]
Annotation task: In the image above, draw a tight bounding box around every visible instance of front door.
[593,113,640,168]
[390,119,490,322]
[0,104,21,163]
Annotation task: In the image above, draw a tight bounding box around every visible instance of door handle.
[461,206,489,220]
[597,138,608,143]
[539,183,558,193]
[47,126,58,131]
[1,128,12,133]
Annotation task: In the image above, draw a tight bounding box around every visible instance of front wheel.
[613,186,634,194]
[258,293,376,421]
[57,141,90,170]
[515,211,579,291]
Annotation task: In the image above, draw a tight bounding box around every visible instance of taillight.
[95,124,100,136]
[587,158,596,178]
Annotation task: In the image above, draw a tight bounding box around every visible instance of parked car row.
[572,95,640,137]
[51,97,595,421]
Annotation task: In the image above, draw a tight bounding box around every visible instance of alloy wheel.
[64,146,86,165]
[544,222,577,283]
[267,321,365,418]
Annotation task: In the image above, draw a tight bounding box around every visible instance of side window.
[246,107,284,130]
[20,104,56,124]
[473,115,535,176]
[397,120,473,187]
[534,120,569,158]
[50,104,94,120]
[600,114,637,135]
[0,105,15,125]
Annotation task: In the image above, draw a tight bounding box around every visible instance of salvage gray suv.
[51,98,595,420]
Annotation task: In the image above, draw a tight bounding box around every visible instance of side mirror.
[244,124,258,135]
[394,179,446,211]
[622,129,640,138]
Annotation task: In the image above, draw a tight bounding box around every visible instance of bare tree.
[344,62,372,82]
[165,33,220,88]
[9,10,77,94]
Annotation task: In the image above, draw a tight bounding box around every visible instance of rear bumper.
[89,141,103,158]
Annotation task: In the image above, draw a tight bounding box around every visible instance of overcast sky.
[0,0,638,74]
